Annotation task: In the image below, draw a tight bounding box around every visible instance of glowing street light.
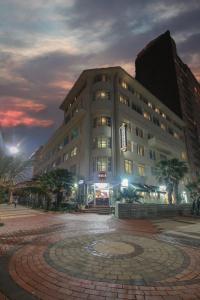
[7,145,20,156]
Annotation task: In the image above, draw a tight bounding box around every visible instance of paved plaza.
[0,205,200,300]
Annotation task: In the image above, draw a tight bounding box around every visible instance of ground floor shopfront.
[77,180,171,207]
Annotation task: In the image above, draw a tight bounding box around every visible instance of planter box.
[115,203,192,219]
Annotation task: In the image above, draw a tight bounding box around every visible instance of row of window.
[92,157,155,177]
[119,79,183,131]
[92,135,168,161]
[122,98,182,139]
[45,128,79,161]
[92,113,181,140]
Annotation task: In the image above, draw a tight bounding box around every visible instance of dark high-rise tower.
[135,30,200,177]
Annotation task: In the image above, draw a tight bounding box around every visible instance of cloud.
[0,110,54,128]
[1,97,46,112]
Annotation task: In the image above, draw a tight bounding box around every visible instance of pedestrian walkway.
[0,204,44,220]
[0,211,200,299]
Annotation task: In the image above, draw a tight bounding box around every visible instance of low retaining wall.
[115,202,192,219]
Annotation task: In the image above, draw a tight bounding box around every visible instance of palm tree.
[155,158,188,204]
[0,154,32,203]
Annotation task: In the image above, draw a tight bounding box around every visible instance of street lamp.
[7,145,20,156]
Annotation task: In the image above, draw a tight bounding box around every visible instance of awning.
[130,183,166,193]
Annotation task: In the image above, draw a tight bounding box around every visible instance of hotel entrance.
[94,183,110,206]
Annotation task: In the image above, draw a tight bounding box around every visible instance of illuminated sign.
[120,123,127,151]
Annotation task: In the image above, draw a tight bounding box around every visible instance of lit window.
[71,147,77,157]
[137,145,144,156]
[93,157,112,172]
[95,90,110,100]
[121,81,128,89]
[174,132,179,139]
[155,107,160,114]
[148,102,153,108]
[181,152,187,160]
[93,116,111,127]
[143,112,151,120]
[136,127,143,138]
[119,95,129,106]
[162,113,166,118]
[161,123,166,130]
[138,165,145,176]
[95,137,111,149]
[124,160,133,174]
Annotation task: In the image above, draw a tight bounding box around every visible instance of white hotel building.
[33,67,188,206]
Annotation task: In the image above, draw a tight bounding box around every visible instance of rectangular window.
[138,165,145,176]
[94,90,110,101]
[136,127,143,138]
[137,145,144,156]
[94,157,112,172]
[71,147,78,157]
[149,150,156,160]
[119,95,129,106]
[147,133,154,140]
[71,128,79,140]
[63,153,69,161]
[124,159,133,174]
[132,103,142,114]
[153,116,160,126]
[64,136,69,146]
[143,111,151,120]
[95,137,111,149]
[93,116,111,127]
[121,81,128,89]
[160,123,166,130]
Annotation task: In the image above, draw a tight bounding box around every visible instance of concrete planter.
[115,202,192,219]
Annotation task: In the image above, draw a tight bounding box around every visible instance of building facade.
[33,67,188,206]
[135,30,200,177]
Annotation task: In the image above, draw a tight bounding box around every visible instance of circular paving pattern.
[44,233,190,285]
[92,240,135,256]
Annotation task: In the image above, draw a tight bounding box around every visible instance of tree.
[119,186,142,203]
[155,158,188,204]
[0,154,31,203]
[37,169,75,209]
[186,177,200,202]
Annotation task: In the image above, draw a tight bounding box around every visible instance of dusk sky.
[0,0,200,156]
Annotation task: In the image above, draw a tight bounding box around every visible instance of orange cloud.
[0,110,54,128]
[1,97,46,112]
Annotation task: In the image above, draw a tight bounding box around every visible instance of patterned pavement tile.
[0,205,200,299]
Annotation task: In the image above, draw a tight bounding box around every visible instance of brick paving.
[0,205,200,299]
